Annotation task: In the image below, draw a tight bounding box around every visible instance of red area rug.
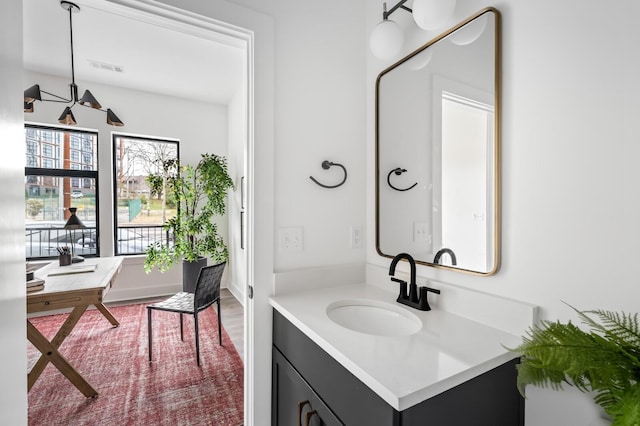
[27,302,243,425]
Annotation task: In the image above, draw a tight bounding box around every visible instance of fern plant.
[512,306,640,425]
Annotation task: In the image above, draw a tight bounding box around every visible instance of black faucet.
[433,248,457,266]
[389,253,440,311]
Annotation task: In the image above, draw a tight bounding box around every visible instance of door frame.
[66,1,274,424]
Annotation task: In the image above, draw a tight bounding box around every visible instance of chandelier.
[23,1,124,127]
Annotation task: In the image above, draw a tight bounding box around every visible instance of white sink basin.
[326,299,422,336]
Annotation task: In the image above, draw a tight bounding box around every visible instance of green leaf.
[511,305,640,423]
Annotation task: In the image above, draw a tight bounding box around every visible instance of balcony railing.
[25,224,172,259]
[115,225,173,256]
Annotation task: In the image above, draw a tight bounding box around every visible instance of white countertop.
[269,283,523,411]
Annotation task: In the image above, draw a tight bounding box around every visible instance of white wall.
[367,1,640,424]
[0,0,28,423]
[271,0,367,271]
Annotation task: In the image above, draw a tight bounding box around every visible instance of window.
[112,134,178,255]
[25,125,99,260]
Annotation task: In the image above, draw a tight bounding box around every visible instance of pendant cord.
[68,4,78,103]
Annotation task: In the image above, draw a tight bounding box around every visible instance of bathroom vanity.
[270,283,528,425]
[270,7,516,423]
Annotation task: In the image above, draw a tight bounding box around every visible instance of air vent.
[88,60,124,73]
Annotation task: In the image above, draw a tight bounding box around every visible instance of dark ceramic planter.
[182,257,207,293]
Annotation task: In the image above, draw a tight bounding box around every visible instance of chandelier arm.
[384,0,412,20]
[39,89,73,103]
[77,103,108,113]
[399,5,413,14]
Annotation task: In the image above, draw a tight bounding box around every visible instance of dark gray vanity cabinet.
[272,349,343,426]
[272,310,524,426]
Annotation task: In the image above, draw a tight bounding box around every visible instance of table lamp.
[64,207,86,263]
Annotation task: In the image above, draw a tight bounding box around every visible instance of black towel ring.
[387,168,417,192]
[310,160,347,189]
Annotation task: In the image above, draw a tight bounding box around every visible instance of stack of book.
[26,264,45,293]
[27,278,45,293]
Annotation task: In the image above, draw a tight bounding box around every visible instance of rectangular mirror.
[376,8,501,275]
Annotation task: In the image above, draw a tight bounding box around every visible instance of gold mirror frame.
[375,7,501,276]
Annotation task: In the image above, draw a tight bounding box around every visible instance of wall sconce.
[370,0,457,60]
[23,1,124,127]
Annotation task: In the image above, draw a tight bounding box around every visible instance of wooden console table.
[27,256,124,398]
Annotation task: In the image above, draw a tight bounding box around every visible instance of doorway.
[22,0,256,421]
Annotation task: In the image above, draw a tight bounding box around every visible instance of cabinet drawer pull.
[305,410,318,426]
[297,400,310,426]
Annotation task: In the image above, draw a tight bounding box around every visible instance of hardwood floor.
[220,288,244,361]
[105,288,245,361]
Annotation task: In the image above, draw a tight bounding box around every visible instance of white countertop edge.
[269,293,522,411]
[398,351,520,411]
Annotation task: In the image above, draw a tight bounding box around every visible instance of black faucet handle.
[416,286,440,311]
[391,277,408,300]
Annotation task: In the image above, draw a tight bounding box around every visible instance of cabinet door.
[273,311,399,425]
[401,358,524,426]
[272,348,343,426]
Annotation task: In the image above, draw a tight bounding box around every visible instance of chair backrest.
[193,262,226,311]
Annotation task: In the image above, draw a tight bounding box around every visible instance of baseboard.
[105,282,181,303]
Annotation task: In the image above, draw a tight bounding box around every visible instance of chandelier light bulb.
[370,19,404,60]
[412,0,457,31]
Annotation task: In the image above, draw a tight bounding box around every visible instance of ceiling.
[23,0,245,105]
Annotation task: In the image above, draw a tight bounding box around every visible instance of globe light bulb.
[449,14,488,46]
[370,19,404,60]
[412,0,457,31]
[402,49,433,71]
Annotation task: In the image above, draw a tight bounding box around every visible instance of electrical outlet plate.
[350,226,362,249]
[279,227,303,252]
[414,221,429,243]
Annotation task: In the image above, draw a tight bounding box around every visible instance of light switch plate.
[279,227,303,252]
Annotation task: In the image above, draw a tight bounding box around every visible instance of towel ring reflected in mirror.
[387,168,417,191]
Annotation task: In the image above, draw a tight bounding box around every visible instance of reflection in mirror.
[376,8,500,275]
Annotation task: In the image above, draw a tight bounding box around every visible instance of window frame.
[25,123,100,261]
[112,133,179,256]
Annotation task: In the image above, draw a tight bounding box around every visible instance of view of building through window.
[25,125,99,260]
[113,134,178,255]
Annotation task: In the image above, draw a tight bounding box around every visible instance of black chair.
[147,262,225,366]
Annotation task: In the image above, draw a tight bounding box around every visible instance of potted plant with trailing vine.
[144,153,234,293]
[512,305,639,425]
